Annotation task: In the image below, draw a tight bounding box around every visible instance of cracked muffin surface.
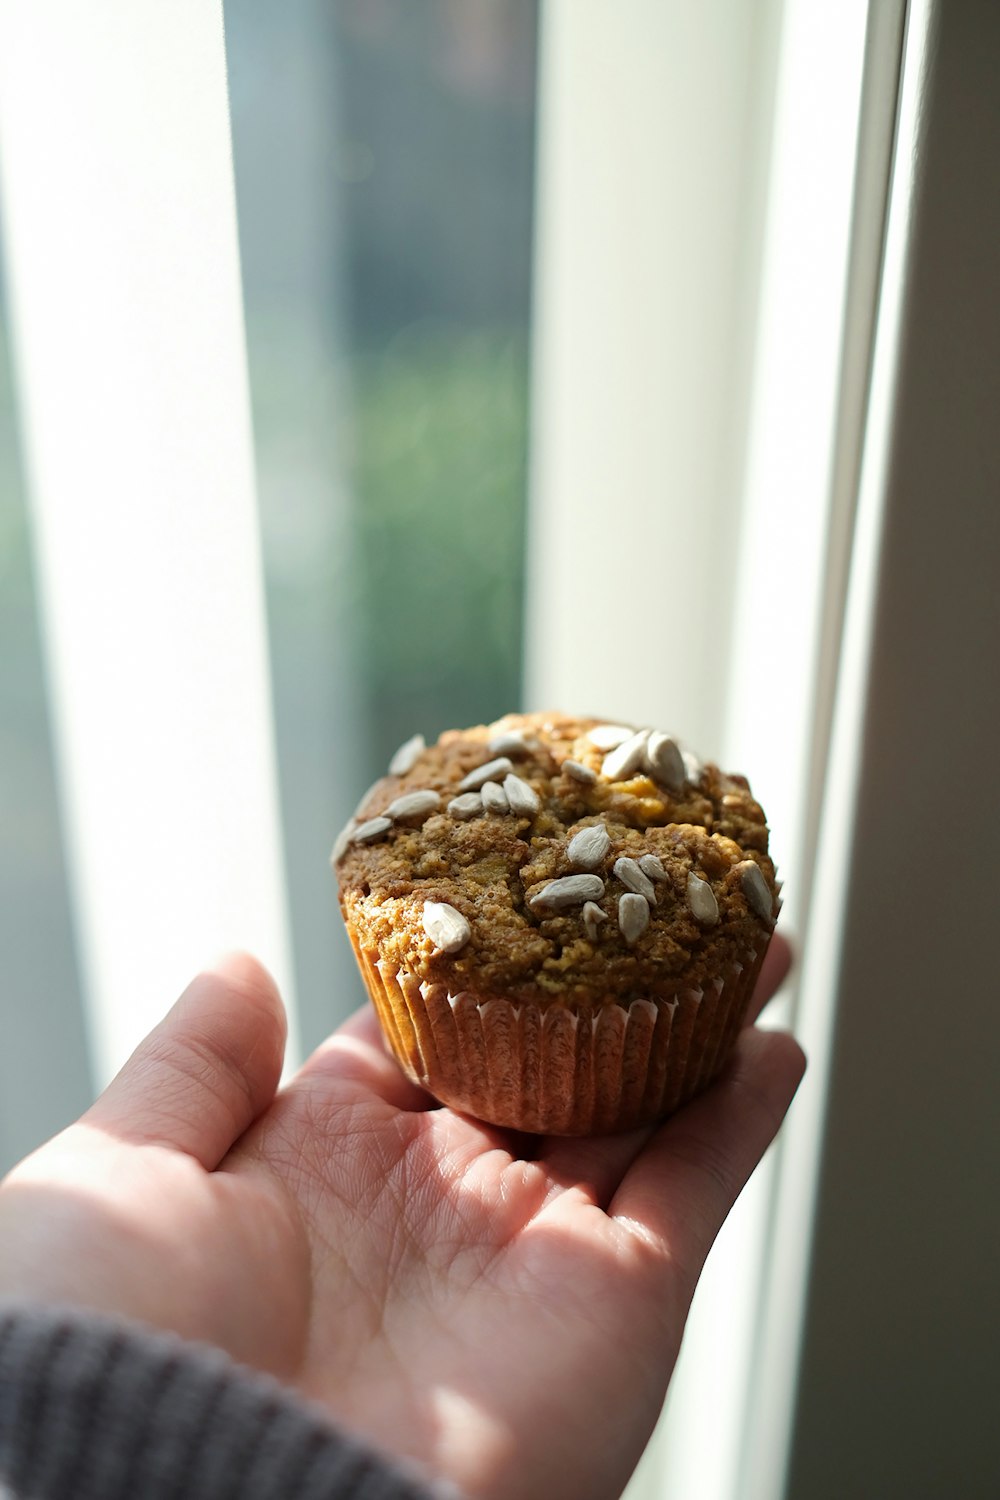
[334,712,778,1011]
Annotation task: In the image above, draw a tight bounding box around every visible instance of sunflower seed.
[330,820,356,864]
[687,871,719,925]
[481,780,509,813]
[645,731,685,792]
[738,860,774,920]
[638,854,668,882]
[503,772,541,815]
[529,874,605,912]
[618,893,650,945]
[389,733,425,776]
[422,901,471,954]
[568,824,611,871]
[582,901,607,940]
[563,758,597,785]
[383,789,441,821]
[488,730,534,757]
[602,729,650,781]
[682,750,703,784]
[458,756,515,792]
[587,723,635,751]
[614,856,657,904]
[352,816,393,845]
[448,792,483,820]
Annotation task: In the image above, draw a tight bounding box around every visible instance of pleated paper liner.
[349,932,770,1135]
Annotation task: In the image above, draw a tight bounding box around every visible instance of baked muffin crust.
[335,713,777,1011]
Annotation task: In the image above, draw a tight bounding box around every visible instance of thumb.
[84,953,287,1169]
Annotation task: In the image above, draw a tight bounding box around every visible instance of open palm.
[0,943,802,1500]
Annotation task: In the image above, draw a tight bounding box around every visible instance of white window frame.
[0,0,297,1086]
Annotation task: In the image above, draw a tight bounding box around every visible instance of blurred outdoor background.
[226,0,538,1051]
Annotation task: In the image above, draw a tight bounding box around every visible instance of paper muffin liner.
[348,931,770,1135]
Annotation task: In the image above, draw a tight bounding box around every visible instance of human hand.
[0,940,803,1500]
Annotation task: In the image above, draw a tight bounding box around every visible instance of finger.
[291,1003,440,1113]
[609,1027,805,1290]
[535,1123,656,1210]
[745,931,793,1026]
[85,953,287,1169]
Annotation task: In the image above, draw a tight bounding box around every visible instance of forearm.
[0,1301,442,1500]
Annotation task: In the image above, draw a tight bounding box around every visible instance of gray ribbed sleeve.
[0,1303,442,1500]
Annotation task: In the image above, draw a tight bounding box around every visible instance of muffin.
[332,712,779,1135]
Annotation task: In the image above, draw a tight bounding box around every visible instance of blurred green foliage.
[347,321,528,760]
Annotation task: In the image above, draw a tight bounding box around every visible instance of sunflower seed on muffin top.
[581,900,607,940]
[614,856,658,904]
[351,816,392,845]
[618,893,651,946]
[567,824,612,871]
[529,874,606,912]
[488,730,536,758]
[447,792,483,820]
[644,732,685,792]
[422,901,471,954]
[738,859,774,920]
[503,772,541,815]
[389,733,426,776]
[481,780,510,814]
[601,729,650,782]
[458,757,515,792]
[384,789,441,821]
[687,871,720,925]
[586,723,635,751]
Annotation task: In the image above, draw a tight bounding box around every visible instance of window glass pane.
[224,0,538,1047]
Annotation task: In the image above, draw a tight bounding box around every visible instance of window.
[2,2,996,1496]
[225,0,539,1052]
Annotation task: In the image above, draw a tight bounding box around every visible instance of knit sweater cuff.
[0,1302,440,1500]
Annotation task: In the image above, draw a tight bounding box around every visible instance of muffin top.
[334,712,778,1008]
